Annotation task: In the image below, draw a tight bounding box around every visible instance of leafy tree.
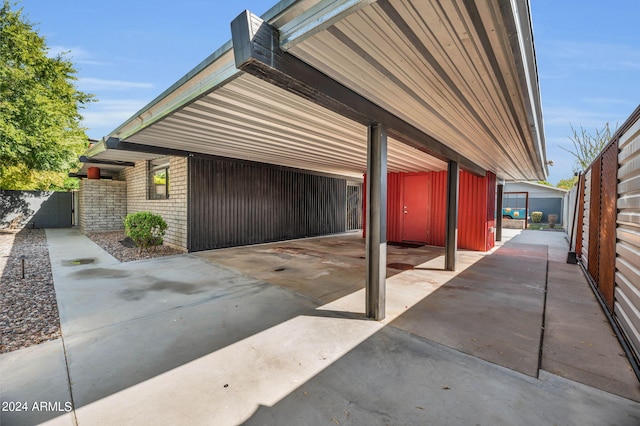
[556,176,578,190]
[0,1,92,188]
[536,180,553,187]
[0,164,79,190]
[559,123,615,172]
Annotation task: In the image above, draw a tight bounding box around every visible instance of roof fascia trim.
[109,51,241,141]
[279,0,375,51]
[105,0,312,142]
[84,139,108,158]
[501,0,547,180]
[78,155,135,167]
[105,138,191,158]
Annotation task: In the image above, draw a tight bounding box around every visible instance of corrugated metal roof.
[284,0,546,180]
[93,0,545,181]
[127,73,446,177]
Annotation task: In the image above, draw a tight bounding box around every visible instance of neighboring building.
[72,0,548,319]
[504,181,568,224]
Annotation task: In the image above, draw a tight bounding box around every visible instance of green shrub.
[531,211,543,223]
[123,212,167,250]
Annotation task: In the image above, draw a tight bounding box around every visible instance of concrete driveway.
[1,228,640,425]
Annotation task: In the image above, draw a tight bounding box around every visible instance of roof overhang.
[73,139,166,178]
[89,0,546,181]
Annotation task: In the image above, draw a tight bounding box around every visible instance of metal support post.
[365,124,387,320]
[445,160,459,271]
[496,183,504,242]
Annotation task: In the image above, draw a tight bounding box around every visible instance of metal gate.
[346,182,363,231]
[0,190,73,228]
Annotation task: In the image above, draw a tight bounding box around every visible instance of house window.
[148,157,170,199]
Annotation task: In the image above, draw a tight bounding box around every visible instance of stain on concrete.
[63,258,96,266]
[120,280,205,301]
[387,263,415,271]
[70,268,131,279]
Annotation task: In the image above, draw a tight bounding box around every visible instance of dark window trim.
[148,157,170,200]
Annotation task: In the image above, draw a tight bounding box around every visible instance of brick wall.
[122,157,188,251]
[79,179,127,232]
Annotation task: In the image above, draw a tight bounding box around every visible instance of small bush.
[123,212,167,250]
[531,211,543,223]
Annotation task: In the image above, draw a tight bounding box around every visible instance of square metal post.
[445,160,459,271]
[496,183,504,242]
[365,124,387,320]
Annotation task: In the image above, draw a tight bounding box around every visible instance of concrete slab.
[543,257,640,401]
[509,229,569,263]
[391,241,547,377]
[194,235,447,307]
[71,312,384,425]
[65,282,333,411]
[0,339,74,426]
[4,227,638,424]
[50,253,272,336]
[42,303,640,426]
[45,228,118,267]
[244,327,640,426]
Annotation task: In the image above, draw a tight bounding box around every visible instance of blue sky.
[18,0,640,185]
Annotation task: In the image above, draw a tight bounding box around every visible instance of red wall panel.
[458,172,487,251]
[363,170,494,251]
[387,172,404,242]
[427,171,447,247]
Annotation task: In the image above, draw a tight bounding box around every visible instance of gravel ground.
[85,231,183,262]
[1,228,181,354]
[0,229,60,354]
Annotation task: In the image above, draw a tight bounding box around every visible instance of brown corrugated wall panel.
[582,169,592,268]
[188,156,346,251]
[599,140,619,311]
[588,158,602,283]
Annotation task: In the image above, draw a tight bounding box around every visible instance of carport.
[82,0,547,320]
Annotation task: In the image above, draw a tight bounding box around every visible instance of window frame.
[148,157,170,200]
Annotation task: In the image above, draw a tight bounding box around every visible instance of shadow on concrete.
[6,232,640,425]
[241,241,640,425]
[390,241,548,378]
[65,240,540,412]
[241,323,640,426]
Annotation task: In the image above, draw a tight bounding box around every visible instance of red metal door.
[403,174,430,242]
